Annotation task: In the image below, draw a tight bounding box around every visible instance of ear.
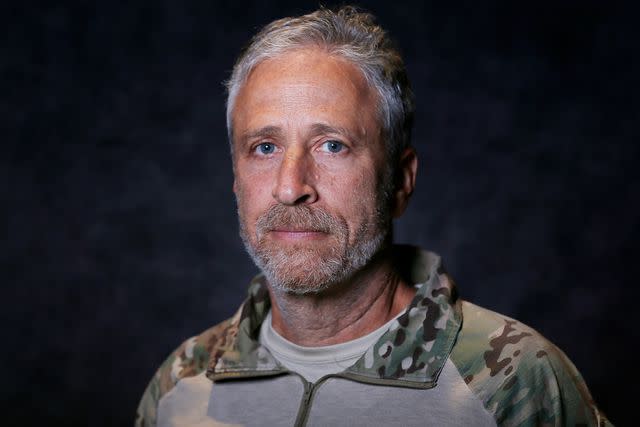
[232,178,237,194]
[391,147,418,218]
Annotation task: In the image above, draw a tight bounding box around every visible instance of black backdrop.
[3,1,638,426]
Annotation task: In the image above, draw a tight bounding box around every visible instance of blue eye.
[256,143,275,155]
[322,140,344,153]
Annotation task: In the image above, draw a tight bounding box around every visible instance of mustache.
[255,204,344,235]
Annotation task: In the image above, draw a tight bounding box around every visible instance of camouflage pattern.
[451,302,610,426]
[208,275,284,379]
[343,250,462,386]
[135,246,611,426]
[135,315,237,427]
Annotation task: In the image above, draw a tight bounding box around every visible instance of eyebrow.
[308,123,358,141]
[239,126,284,142]
[238,123,360,144]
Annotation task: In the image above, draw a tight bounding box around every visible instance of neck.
[267,250,416,347]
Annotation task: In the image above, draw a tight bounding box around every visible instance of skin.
[232,47,418,346]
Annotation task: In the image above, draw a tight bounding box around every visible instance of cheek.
[235,176,272,219]
[325,169,380,215]
[235,159,277,196]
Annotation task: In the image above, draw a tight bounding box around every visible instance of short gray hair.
[225,6,414,161]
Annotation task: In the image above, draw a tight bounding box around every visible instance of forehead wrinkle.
[241,50,372,106]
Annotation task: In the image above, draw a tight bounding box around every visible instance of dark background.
[3,1,638,425]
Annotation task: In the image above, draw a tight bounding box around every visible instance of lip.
[269,230,327,241]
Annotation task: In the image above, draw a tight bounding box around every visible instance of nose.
[272,149,318,205]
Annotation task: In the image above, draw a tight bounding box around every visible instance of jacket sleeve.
[452,303,612,426]
[134,318,234,427]
[490,342,613,426]
[533,344,613,427]
[135,352,178,427]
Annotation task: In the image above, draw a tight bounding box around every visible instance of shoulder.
[449,301,608,426]
[451,300,559,387]
[134,312,240,427]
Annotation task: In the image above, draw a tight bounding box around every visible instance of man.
[136,7,610,427]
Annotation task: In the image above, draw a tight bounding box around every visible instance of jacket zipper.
[293,377,313,427]
[293,374,341,427]
[215,370,435,426]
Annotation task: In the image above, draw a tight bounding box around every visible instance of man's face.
[231,48,393,294]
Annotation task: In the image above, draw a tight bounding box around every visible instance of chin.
[262,236,388,296]
[272,280,333,296]
[258,248,342,294]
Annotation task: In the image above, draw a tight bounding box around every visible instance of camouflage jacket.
[136,247,611,426]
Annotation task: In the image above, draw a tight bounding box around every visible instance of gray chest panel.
[158,360,496,426]
[208,375,304,427]
[307,364,495,426]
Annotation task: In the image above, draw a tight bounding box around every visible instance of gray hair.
[225,6,414,161]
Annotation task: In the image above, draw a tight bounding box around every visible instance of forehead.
[231,48,381,140]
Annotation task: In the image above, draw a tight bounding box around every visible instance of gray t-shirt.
[259,310,400,383]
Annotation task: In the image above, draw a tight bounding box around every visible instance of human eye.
[254,142,276,155]
[319,140,345,154]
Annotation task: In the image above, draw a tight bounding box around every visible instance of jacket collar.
[207,246,462,388]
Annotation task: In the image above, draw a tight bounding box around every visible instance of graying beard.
[238,167,394,295]
[239,215,388,295]
[243,230,387,296]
